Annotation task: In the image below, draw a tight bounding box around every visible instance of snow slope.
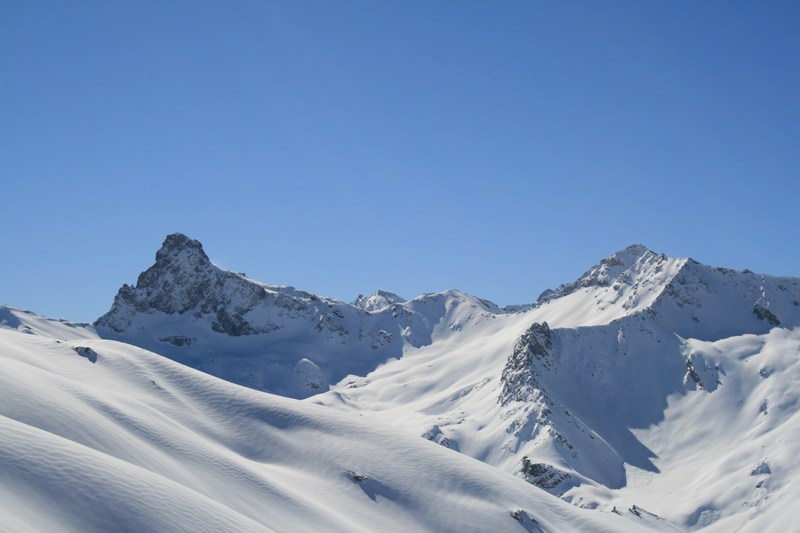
[0,320,659,532]
[0,305,97,340]
[313,244,800,531]
[589,326,800,532]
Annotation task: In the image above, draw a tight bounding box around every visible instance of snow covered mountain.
[4,233,800,531]
[1,312,661,532]
[352,290,407,312]
[95,233,503,398]
[315,243,800,531]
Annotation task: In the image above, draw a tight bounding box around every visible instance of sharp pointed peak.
[607,243,657,261]
[373,289,405,300]
[535,244,675,305]
[618,243,651,254]
[155,233,209,263]
[352,290,406,312]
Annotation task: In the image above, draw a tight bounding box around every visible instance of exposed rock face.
[500,322,553,406]
[683,351,720,392]
[498,322,582,492]
[753,303,781,326]
[99,233,270,336]
[73,346,98,363]
[519,456,571,491]
[421,424,456,450]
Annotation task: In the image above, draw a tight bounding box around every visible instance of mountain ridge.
[94,233,510,397]
[93,233,800,398]
[4,234,800,531]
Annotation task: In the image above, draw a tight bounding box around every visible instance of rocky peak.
[155,233,209,264]
[578,244,661,287]
[499,322,553,405]
[538,244,670,304]
[97,233,271,333]
[134,233,216,296]
[615,243,650,261]
[353,290,406,312]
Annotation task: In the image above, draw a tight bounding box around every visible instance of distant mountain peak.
[99,233,268,331]
[353,290,406,312]
[155,233,209,264]
[539,244,669,305]
[134,233,216,298]
[583,243,663,283]
[613,243,653,260]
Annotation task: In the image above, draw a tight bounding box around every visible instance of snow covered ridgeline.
[352,290,406,312]
[314,245,800,531]
[5,236,800,531]
[88,234,800,528]
[0,323,662,533]
[94,233,504,398]
[490,248,800,496]
[95,235,800,401]
[527,243,800,334]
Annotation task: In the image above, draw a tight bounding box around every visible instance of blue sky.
[2,1,799,322]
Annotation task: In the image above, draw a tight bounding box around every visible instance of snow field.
[0,326,651,532]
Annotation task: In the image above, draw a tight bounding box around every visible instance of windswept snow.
[0,325,654,532]
[0,306,97,340]
[591,327,800,532]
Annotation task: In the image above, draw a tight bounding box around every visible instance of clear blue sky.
[2,1,799,323]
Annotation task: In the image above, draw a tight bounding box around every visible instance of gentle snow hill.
[0,305,97,340]
[0,324,666,533]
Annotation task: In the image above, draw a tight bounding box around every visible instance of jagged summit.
[614,243,652,259]
[576,243,663,286]
[97,233,267,333]
[352,290,406,312]
[155,232,209,263]
[135,233,216,298]
[528,242,800,338]
[537,243,676,308]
